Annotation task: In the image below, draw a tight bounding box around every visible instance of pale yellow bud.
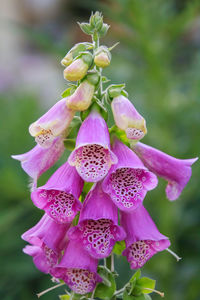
[94,52,110,68]
[63,58,89,81]
[61,52,73,67]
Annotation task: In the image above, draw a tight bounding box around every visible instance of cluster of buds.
[13,12,197,300]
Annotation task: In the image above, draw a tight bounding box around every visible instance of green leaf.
[136,277,156,294]
[113,240,126,255]
[95,266,116,300]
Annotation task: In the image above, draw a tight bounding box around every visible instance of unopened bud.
[111,95,147,140]
[61,43,92,67]
[63,52,92,82]
[66,80,95,111]
[94,47,111,68]
[90,12,103,31]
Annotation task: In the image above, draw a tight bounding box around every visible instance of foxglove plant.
[13,12,197,300]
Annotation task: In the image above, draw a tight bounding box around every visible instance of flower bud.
[66,80,95,111]
[61,43,91,67]
[94,52,111,68]
[111,95,147,140]
[90,11,103,31]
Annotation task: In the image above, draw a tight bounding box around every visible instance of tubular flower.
[22,214,70,273]
[132,142,198,201]
[66,79,95,111]
[29,98,75,148]
[121,205,170,269]
[68,182,126,259]
[31,162,83,224]
[12,137,64,182]
[103,138,158,212]
[111,95,147,140]
[51,240,102,295]
[68,109,117,182]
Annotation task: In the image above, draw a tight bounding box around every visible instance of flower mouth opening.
[65,268,97,294]
[38,189,79,223]
[79,219,117,258]
[125,128,145,140]
[73,144,113,182]
[35,129,55,148]
[125,239,167,269]
[42,244,58,268]
[106,167,150,210]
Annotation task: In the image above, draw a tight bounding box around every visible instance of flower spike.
[132,142,198,200]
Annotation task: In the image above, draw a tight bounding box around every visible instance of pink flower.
[51,240,102,295]
[132,142,198,201]
[22,214,70,273]
[103,138,158,211]
[68,182,126,259]
[68,109,117,182]
[29,99,74,148]
[121,205,170,269]
[111,95,147,140]
[12,137,65,182]
[31,162,83,224]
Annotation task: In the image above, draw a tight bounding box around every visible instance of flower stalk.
[13,10,197,300]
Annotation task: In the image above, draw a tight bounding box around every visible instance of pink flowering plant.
[13,12,198,300]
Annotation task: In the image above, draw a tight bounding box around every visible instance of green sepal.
[72,42,92,58]
[113,240,126,255]
[102,76,110,83]
[78,22,94,35]
[99,24,110,38]
[80,100,108,122]
[62,86,77,98]
[63,139,76,151]
[81,182,94,201]
[107,84,126,99]
[81,52,93,66]
[136,277,156,294]
[109,125,130,147]
[86,72,100,86]
[95,266,116,300]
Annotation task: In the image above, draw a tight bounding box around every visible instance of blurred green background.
[0,0,200,299]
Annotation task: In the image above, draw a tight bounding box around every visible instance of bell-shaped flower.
[132,142,198,201]
[111,95,147,140]
[22,214,70,273]
[63,52,93,82]
[12,137,65,182]
[66,79,95,111]
[68,182,126,259]
[31,162,83,224]
[103,138,158,212]
[121,205,170,269]
[29,98,75,148]
[68,109,117,182]
[51,240,102,295]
